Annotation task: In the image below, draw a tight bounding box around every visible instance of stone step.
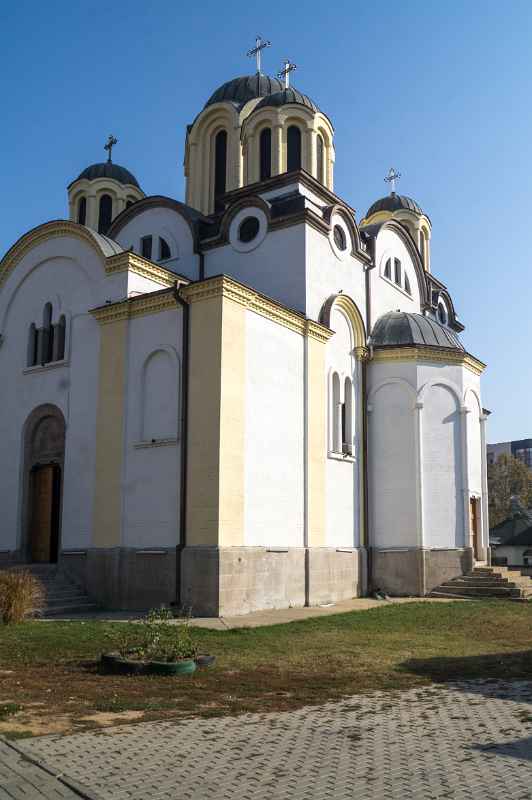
[44,594,93,608]
[1,563,97,615]
[429,590,475,600]
[43,603,98,617]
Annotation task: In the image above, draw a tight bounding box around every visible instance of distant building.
[487,439,532,468]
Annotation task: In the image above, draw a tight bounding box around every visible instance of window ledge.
[328,451,357,463]
[23,359,69,375]
[133,437,178,449]
[381,273,413,300]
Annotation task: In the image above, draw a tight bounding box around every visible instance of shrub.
[0,570,45,624]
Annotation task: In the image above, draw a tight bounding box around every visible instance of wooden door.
[470,497,481,561]
[30,465,60,562]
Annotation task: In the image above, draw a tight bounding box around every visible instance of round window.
[238,216,260,243]
[333,224,347,251]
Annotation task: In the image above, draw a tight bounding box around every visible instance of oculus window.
[238,216,260,243]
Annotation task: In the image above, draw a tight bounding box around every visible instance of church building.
[0,47,489,615]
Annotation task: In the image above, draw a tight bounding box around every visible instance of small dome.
[204,74,285,109]
[252,87,319,114]
[70,162,140,189]
[366,193,423,218]
[371,312,463,350]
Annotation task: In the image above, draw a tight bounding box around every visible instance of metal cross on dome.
[384,167,401,193]
[278,59,297,88]
[247,36,271,74]
[104,135,118,163]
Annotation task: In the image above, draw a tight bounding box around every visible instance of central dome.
[204,74,285,109]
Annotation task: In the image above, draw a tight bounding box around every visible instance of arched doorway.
[22,405,65,563]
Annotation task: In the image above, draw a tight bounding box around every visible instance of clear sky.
[1,0,530,442]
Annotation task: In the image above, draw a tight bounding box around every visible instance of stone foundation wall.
[372,547,474,596]
[306,548,366,606]
[60,547,176,610]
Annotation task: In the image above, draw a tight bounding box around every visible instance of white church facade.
[0,62,489,615]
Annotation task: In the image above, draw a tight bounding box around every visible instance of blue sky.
[1,0,530,442]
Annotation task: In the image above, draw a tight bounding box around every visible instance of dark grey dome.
[71,162,140,188]
[253,87,319,114]
[205,74,285,109]
[371,312,463,350]
[366,193,422,218]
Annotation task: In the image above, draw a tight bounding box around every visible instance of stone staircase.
[1,564,98,617]
[430,566,532,601]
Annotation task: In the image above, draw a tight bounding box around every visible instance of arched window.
[332,372,341,453]
[394,258,402,285]
[317,134,325,183]
[77,196,86,225]
[126,200,134,209]
[259,128,272,181]
[287,125,302,172]
[437,302,447,325]
[404,273,412,296]
[141,235,153,260]
[42,303,53,364]
[214,130,227,212]
[343,377,353,455]
[159,237,171,260]
[384,258,392,279]
[419,229,426,265]
[27,323,38,367]
[56,316,66,361]
[98,194,113,234]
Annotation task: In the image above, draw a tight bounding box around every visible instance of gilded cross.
[247,36,271,74]
[104,135,118,163]
[384,167,401,193]
[278,59,297,88]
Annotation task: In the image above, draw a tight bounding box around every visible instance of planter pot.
[99,653,146,676]
[195,654,216,668]
[148,659,197,676]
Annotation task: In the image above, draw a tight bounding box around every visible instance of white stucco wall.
[325,306,360,547]
[204,224,307,314]
[0,237,107,552]
[244,312,304,547]
[122,308,183,549]
[370,228,421,324]
[114,207,200,281]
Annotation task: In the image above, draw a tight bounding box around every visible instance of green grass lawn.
[0,601,531,737]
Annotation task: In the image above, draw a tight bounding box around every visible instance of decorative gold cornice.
[180,276,333,342]
[355,346,370,361]
[372,346,486,375]
[105,252,178,287]
[90,290,177,325]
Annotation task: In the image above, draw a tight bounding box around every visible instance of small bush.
[0,571,45,624]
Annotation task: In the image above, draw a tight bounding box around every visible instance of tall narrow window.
[384,258,392,279]
[394,258,402,285]
[42,303,53,364]
[259,127,272,181]
[419,229,426,265]
[77,196,86,225]
[98,194,113,234]
[287,125,302,172]
[159,237,171,260]
[332,372,341,453]
[141,235,153,260]
[343,377,353,455]
[56,316,66,361]
[214,130,227,212]
[317,134,325,183]
[27,323,38,367]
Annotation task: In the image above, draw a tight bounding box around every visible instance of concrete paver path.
[0,739,88,799]
[17,680,532,799]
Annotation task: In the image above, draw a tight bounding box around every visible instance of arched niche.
[140,348,180,442]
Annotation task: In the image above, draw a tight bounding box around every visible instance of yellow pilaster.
[92,317,128,547]
[306,327,328,547]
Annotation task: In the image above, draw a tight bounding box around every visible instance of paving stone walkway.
[15,680,532,800]
[0,739,88,799]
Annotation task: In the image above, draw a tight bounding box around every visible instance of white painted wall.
[114,207,200,281]
[370,228,421,324]
[325,306,360,547]
[422,383,464,549]
[244,312,304,547]
[204,224,307,314]
[0,237,107,552]
[122,308,183,549]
